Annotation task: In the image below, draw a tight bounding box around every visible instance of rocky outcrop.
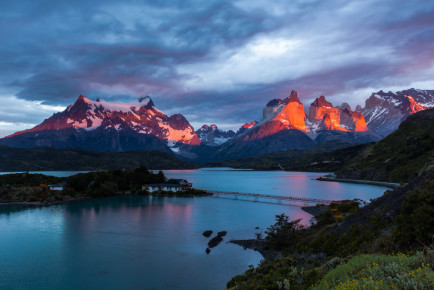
[202,230,213,237]
[207,231,228,248]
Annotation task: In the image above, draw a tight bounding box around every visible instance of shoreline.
[301,205,330,216]
[316,176,400,189]
[230,205,329,262]
[0,191,212,209]
[0,196,95,208]
[229,239,281,263]
[148,192,212,197]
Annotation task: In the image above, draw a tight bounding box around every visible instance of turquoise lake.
[0,169,389,289]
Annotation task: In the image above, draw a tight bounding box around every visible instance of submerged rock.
[217,231,227,237]
[202,230,213,237]
[208,235,224,248]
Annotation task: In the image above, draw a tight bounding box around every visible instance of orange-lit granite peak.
[405,95,426,114]
[238,91,374,143]
[241,121,257,129]
[351,111,369,132]
[312,95,333,108]
[277,91,308,132]
[308,96,343,131]
[307,96,369,132]
[308,95,339,120]
[261,90,308,133]
[339,108,368,132]
[239,91,309,141]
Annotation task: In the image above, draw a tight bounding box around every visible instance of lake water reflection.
[0,168,388,289]
[164,168,389,201]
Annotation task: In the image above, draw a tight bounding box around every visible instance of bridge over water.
[206,190,340,207]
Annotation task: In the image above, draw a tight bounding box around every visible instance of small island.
[0,167,207,207]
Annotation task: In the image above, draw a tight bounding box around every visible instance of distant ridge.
[0,145,198,171]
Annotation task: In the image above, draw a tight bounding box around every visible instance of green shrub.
[314,252,434,289]
[265,214,304,250]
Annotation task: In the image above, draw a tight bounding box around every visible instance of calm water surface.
[0,168,388,289]
[164,168,389,201]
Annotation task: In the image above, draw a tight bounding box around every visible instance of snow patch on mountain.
[196,124,235,146]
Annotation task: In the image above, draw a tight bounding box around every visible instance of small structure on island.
[142,184,186,193]
[169,179,192,187]
[142,179,192,193]
[49,182,67,191]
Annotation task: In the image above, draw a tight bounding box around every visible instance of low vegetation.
[314,252,434,289]
[228,250,434,290]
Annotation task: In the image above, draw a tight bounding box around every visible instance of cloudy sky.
[1,0,433,136]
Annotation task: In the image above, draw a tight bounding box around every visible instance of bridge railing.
[207,190,340,204]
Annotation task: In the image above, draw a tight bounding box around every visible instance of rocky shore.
[229,239,282,262]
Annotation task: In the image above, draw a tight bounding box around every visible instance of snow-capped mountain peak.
[7,95,201,148]
[358,89,432,137]
[195,124,235,146]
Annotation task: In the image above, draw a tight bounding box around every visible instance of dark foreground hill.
[0,146,198,171]
[336,108,434,183]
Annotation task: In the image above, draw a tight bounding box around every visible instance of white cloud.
[0,95,66,137]
[178,30,394,93]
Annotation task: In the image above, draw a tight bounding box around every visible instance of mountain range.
[207,91,379,160]
[0,88,432,161]
[357,88,433,137]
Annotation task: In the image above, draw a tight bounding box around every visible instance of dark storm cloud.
[0,0,433,131]
[1,0,279,103]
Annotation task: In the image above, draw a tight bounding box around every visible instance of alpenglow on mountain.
[211,91,379,160]
[2,95,200,152]
[0,88,432,161]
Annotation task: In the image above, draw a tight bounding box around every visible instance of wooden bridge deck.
[206,190,340,205]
